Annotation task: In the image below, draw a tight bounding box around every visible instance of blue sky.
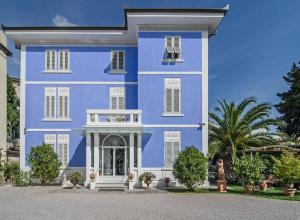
[1,0,300,116]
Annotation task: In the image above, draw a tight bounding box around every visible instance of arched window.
[102,134,126,147]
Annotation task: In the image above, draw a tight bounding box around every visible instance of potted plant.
[273,151,300,197]
[128,173,134,181]
[164,177,170,187]
[139,172,156,189]
[67,172,84,188]
[233,154,265,193]
[89,172,96,182]
[259,180,268,191]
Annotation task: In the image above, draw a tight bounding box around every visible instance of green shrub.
[233,154,265,188]
[12,171,31,187]
[3,162,19,182]
[173,146,208,190]
[273,151,300,185]
[139,172,156,188]
[67,172,84,187]
[28,144,61,184]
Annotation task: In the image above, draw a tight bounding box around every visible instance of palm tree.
[209,97,279,164]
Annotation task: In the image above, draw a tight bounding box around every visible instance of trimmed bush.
[173,146,208,190]
[12,171,31,187]
[28,144,61,184]
[3,162,19,182]
[67,172,84,187]
[139,172,156,188]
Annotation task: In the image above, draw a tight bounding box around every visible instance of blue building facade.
[5,7,228,188]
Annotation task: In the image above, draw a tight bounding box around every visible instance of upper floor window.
[164,78,182,116]
[111,50,126,73]
[164,131,181,168]
[44,87,70,120]
[110,87,125,110]
[45,49,70,72]
[165,36,182,61]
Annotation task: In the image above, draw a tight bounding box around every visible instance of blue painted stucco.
[23,30,204,170]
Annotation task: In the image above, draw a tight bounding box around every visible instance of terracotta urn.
[243,185,253,194]
[165,177,170,187]
[284,184,296,197]
[259,180,268,191]
[128,173,134,181]
[216,180,227,192]
[89,173,96,182]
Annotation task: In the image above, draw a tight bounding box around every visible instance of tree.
[28,144,61,184]
[209,97,279,163]
[275,62,300,137]
[173,146,207,190]
[7,76,20,139]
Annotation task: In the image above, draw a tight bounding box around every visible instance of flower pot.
[243,185,253,193]
[259,181,268,191]
[165,177,170,187]
[145,180,152,188]
[284,184,296,197]
[216,180,227,192]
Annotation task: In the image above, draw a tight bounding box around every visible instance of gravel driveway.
[0,186,299,220]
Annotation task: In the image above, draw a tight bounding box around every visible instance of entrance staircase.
[96,176,127,191]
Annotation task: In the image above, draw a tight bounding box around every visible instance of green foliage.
[67,172,84,187]
[3,162,19,182]
[233,154,265,187]
[139,172,156,187]
[28,144,61,184]
[7,76,20,138]
[12,171,31,187]
[173,146,207,190]
[275,62,300,137]
[209,97,279,163]
[272,151,300,185]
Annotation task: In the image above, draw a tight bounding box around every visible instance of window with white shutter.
[164,79,181,115]
[110,87,125,110]
[45,50,57,71]
[165,36,182,61]
[57,134,69,167]
[58,50,70,71]
[44,87,56,119]
[44,134,57,152]
[111,50,125,72]
[164,131,181,168]
[57,87,69,119]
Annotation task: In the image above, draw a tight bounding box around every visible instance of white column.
[129,133,134,174]
[85,132,91,179]
[94,133,99,175]
[137,132,142,176]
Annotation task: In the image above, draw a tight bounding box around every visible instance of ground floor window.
[164,131,181,168]
[44,134,69,167]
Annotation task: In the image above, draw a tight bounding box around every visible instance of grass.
[168,185,300,201]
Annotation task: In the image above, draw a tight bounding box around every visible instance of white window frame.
[45,50,57,71]
[164,131,181,168]
[57,134,69,168]
[109,87,126,110]
[110,50,126,73]
[44,134,57,152]
[164,36,183,62]
[163,78,183,116]
[57,87,70,119]
[44,87,57,120]
[58,49,70,72]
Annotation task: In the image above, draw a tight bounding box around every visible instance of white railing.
[86,109,142,126]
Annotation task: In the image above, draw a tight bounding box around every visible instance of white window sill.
[162,113,184,117]
[43,70,72,74]
[162,167,174,171]
[109,70,127,74]
[162,59,184,63]
[42,118,72,122]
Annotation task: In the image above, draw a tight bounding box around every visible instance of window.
[165,36,182,60]
[45,49,70,72]
[44,134,56,152]
[44,87,57,119]
[44,87,70,120]
[58,50,70,71]
[111,50,125,72]
[110,87,125,110]
[57,134,69,167]
[164,79,181,115]
[164,131,181,167]
[58,88,69,119]
[45,50,57,71]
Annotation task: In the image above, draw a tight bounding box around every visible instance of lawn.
[168,185,300,202]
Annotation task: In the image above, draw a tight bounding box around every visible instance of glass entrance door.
[115,149,125,176]
[103,148,126,176]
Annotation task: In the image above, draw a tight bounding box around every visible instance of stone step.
[96,183,127,191]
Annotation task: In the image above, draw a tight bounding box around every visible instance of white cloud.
[52,15,78,26]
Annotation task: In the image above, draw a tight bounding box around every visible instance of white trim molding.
[143,124,199,128]
[138,71,202,75]
[20,46,26,170]
[26,81,138,85]
[26,128,72,132]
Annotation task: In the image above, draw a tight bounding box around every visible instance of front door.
[103,147,126,176]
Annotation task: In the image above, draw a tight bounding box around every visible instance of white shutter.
[44,134,56,152]
[57,134,69,167]
[165,79,181,114]
[174,89,180,113]
[111,97,117,110]
[164,131,181,167]
[165,142,173,167]
[59,50,64,70]
[166,89,172,113]
[173,142,180,163]
[118,97,125,110]
[174,37,181,53]
[45,50,56,71]
[58,87,69,119]
[111,51,118,70]
[51,50,56,70]
[118,51,124,70]
[46,50,51,70]
[64,50,69,70]
[110,87,125,110]
[166,37,173,53]
[58,50,69,71]
[45,87,56,119]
